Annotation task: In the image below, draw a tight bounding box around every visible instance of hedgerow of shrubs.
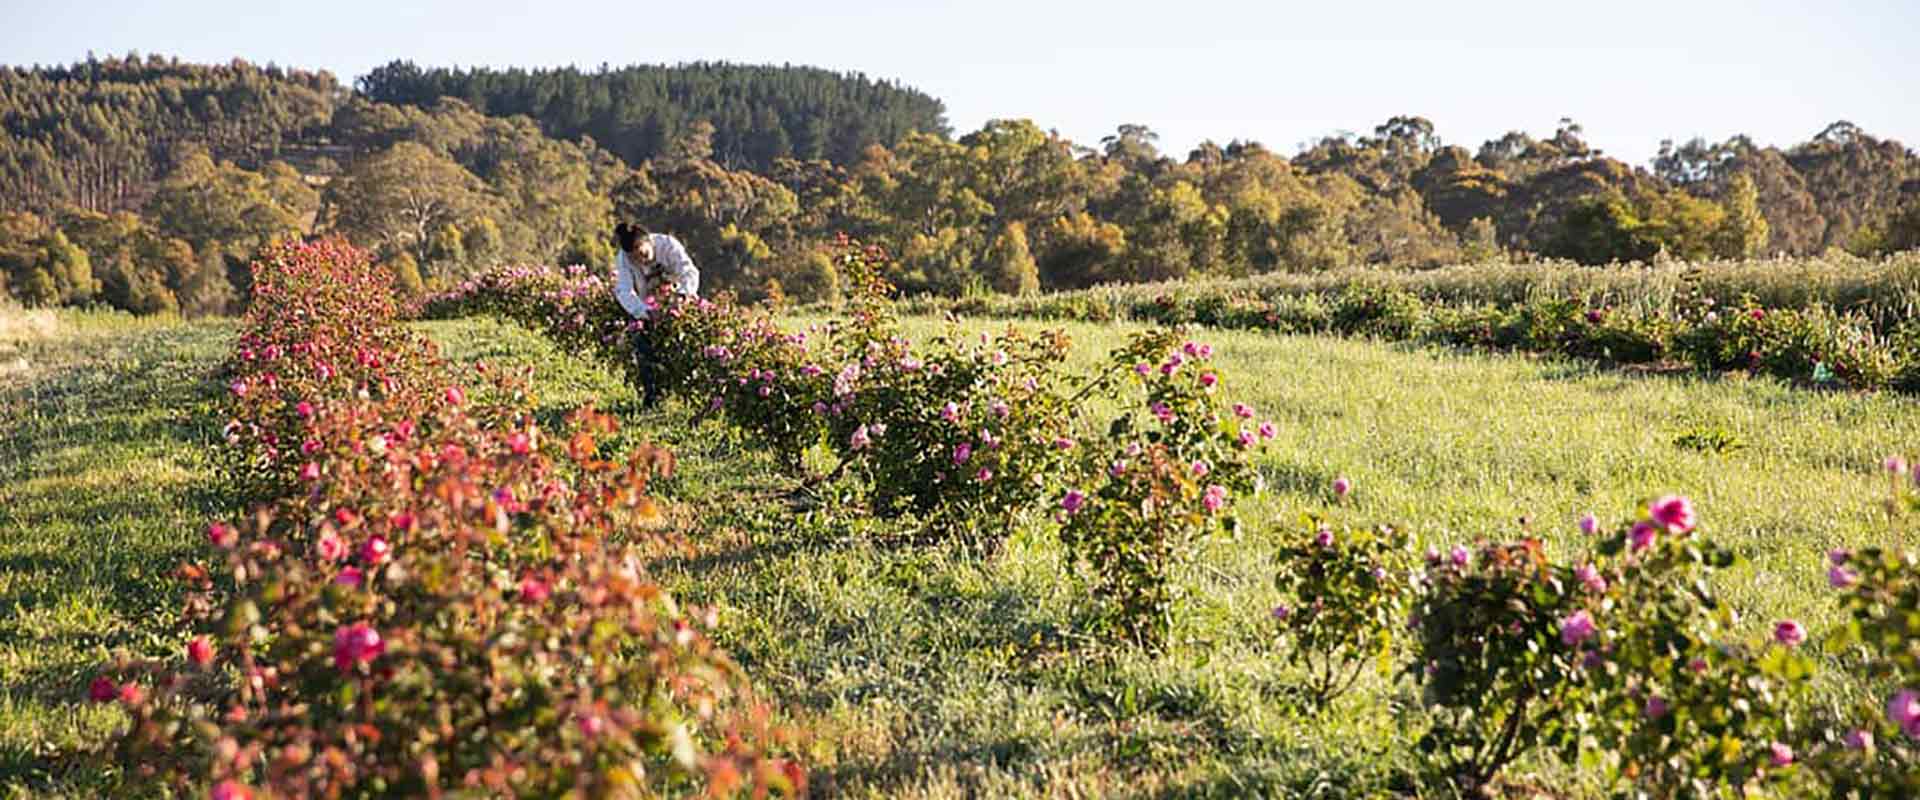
[94,241,803,798]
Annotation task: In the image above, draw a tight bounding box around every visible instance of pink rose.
[332,623,385,671]
[188,636,215,667]
[1772,619,1806,647]
[1062,490,1086,515]
[1649,495,1696,534]
[1559,610,1597,647]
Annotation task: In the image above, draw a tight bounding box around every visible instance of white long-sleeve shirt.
[613,233,700,320]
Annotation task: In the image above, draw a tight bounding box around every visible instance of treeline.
[355,60,950,170]
[3,54,1919,316]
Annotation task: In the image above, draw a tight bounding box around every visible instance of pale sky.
[4,0,1915,165]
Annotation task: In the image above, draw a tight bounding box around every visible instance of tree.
[326,142,496,271]
[1711,174,1769,258]
[984,221,1039,295]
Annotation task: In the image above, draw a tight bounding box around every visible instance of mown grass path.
[0,314,232,795]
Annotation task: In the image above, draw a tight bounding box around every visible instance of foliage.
[1269,519,1413,706]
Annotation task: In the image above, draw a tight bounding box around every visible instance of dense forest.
[3,53,1917,315]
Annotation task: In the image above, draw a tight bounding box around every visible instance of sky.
[4,0,1916,166]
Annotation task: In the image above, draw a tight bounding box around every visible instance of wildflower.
[1578,513,1598,535]
[1134,362,1152,376]
[1772,619,1806,647]
[1688,657,1709,674]
[991,350,1008,366]
[188,636,215,667]
[332,623,385,671]
[975,467,993,482]
[1829,548,1852,566]
[1559,610,1597,647]
[578,714,605,739]
[301,439,323,456]
[1238,431,1256,447]
[1204,484,1228,512]
[1333,477,1351,498]
[1109,461,1127,477]
[1150,401,1175,423]
[1258,421,1277,440]
[229,380,248,397]
[1648,495,1696,534]
[990,400,1010,418]
[1062,490,1086,515]
[207,522,238,549]
[1199,372,1218,389]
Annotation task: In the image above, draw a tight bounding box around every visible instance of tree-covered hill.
[354,60,950,170]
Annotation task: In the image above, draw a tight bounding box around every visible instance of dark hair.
[613,222,650,252]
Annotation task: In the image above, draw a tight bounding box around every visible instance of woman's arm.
[611,252,649,318]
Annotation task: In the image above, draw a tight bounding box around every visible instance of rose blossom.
[1232,402,1255,419]
[1578,513,1599,536]
[1559,610,1597,647]
[1062,490,1086,515]
[1449,545,1471,568]
[315,530,348,562]
[519,576,551,604]
[332,623,385,671]
[359,536,391,565]
[1649,495,1696,534]
[1767,742,1793,768]
[1312,528,1335,548]
[207,522,238,549]
[1629,521,1658,552]
[1828,564,1857,589]
[1332,477,1351,497]
[188,636,215,667]
[1203,484,1228,513]
[1575,563,1607,593]
[1191,459,1210,477]
[953,443,973,464]
[1772,619,1806,647]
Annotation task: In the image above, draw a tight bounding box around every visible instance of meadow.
[6,278,1916,796]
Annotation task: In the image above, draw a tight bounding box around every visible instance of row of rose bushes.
[910,283,1920,394]
[1272,476,1920,796]
[91,241,804,798]
[421,239,1276,645]
[420,243,1918,794]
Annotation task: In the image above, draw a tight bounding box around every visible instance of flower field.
[4,239,1919,797]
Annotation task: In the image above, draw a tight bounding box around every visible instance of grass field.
[4,310,1916,796]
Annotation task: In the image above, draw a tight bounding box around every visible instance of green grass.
[0,310,233,796]
[5,310,1916,797]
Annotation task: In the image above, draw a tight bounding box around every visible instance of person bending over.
[612,222,700,407]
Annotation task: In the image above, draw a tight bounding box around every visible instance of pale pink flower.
[1238,431,1255,447]
[444,386,466,406]
[1055,437,1076,451]
[1886,456,1910,476]
[1191,460,1211,477]
[1829,548,1852,566]
[1844,729,1874,751]
[315,530,348,562]
[519,576,551,604]
[849,425,872,451]
[990,400,1010,418]
[1203,484,1228,512]
[299,462,321,482]
[942,401,962,423]
[1270,604,1290,621]
[975,467,993,482]
[1134,362,1152,376]
[1575,563,1607,593]
[578,713,605,739]
[1150,402,1175,423]
[1886,689,1920,728]
[1828,565,1857,589]
[1767,742,1793,768]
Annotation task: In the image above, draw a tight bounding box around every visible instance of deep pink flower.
[117,682,144,705]
[1198,372,1217,389]
[207,522,238,549]
[1270,604,1290,621]
[1134,362,1152,376]
[1449,545,1471,568]
[1768,742,1793,768]
[1649,495,1696,534]
[335,566,364,588]
[1688,657,1709,674]
[991,401,1010,418]
[1828,548,1851,566]
[1150,402,1176,423]
[228,380,248,398]
[508,431,532,455]
[1062,490,1086,515]
[577,713,605,739]
[88,676,118,703]
[1232,402,1255,419]
[1772,619,1806,647]
[953,443,973,464]
[1629,521,1658,552]
[1844,729,1874,751]
[1109,461,1127,477]
[332,623,385,671]
[188,636,214,667]
[941,401,962,423]
[1054,437,1076,451]
[210,779,254,800]
[301,438,322,456]
[444,386,465,406]
[1238,431,1256,447]
[519,576,551,604]
[359,536,391,565]
[1332,477,1351,497]
[1257,421,1277,440]
[299,462,321,482]
[295,401,314,419]
[1559,610,1597,647]
[1578,513,1599,536]
[1312,528,1335,548]
[975,467,993,482]
[1191,459,1211,477]
[1887,456,1911,476]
